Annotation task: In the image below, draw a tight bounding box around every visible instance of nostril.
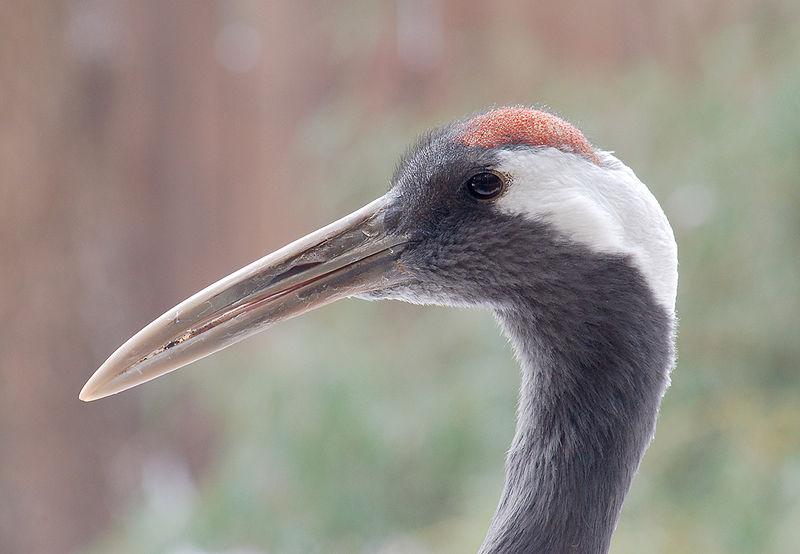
[266,261,324,286]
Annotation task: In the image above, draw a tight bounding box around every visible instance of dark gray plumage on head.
[82,107,678,554]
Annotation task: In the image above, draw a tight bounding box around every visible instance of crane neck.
[480,258,675,554]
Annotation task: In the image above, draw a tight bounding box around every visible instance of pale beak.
[80,195,408,401]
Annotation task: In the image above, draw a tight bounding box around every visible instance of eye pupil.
[466,172,505,199]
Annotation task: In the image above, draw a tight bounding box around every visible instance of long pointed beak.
[80,195,407,401]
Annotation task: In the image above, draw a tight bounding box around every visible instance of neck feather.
[479,258,674,554]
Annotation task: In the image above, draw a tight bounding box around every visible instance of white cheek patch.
[494,149,678,313]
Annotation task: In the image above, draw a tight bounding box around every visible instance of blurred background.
[2,1,799,553]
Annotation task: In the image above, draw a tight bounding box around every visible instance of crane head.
[80,107,677,401]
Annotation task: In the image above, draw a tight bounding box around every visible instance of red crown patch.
[460,107,599,163]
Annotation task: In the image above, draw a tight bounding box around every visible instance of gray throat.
[478,258,675,554]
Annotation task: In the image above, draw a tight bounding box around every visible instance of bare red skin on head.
[459,107,600,164]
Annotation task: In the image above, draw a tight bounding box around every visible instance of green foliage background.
[89,4,800,553]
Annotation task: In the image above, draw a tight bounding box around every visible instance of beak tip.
[78,382,98,402]
[79,370,111,402]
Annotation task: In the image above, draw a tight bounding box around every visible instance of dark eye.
[465,171,506,200]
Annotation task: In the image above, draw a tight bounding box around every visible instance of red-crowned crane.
[81,107,678,554]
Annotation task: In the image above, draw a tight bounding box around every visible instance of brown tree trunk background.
[0,2,325,552]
